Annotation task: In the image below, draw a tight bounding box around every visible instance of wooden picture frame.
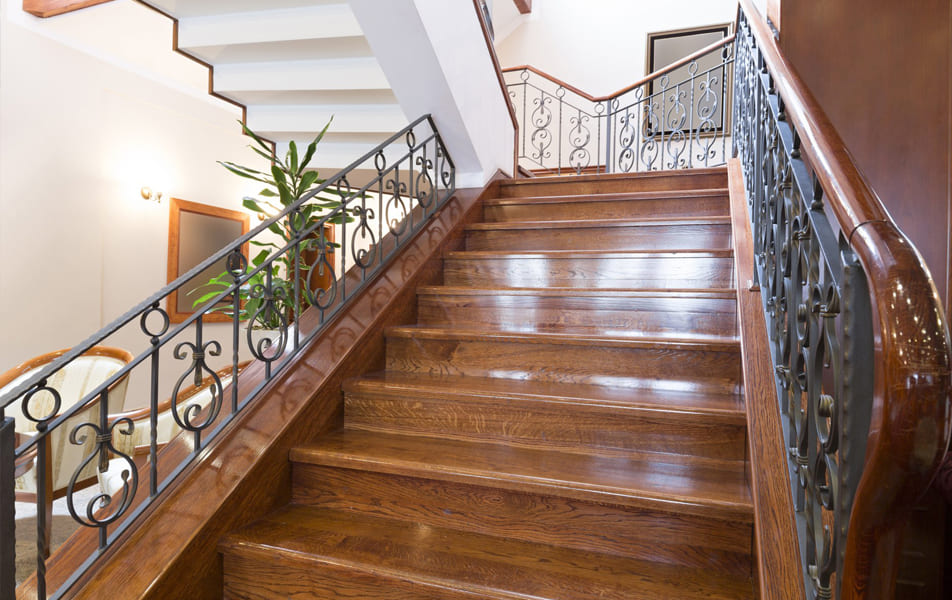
[645,23,732,133]
[167,198,250,323]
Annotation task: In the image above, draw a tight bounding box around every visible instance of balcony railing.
[503,36,734,176]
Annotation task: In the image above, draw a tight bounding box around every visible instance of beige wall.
[494,0,738,96]
[0,0,266,407]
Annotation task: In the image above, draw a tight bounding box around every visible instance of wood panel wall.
[779,0,952,314]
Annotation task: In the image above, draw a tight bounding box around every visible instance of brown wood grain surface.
[738,2,952,596]
[728,158,805,599]
[22,0,112,17]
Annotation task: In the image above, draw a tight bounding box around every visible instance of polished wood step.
[291,429,753,522]
[343,372,746,459]
[443,249,735,289]
[416,287,738,339]
[220,506,755,599]
[483,188,729,222]
[464,217,732,251]
[384,326,742,394]
[496,167,729,198]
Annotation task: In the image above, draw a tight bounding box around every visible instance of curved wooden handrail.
[738,0,951,597]
[472,0,520,178]
[502,34,736,104]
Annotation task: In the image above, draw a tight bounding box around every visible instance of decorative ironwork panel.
[732,12,874,599]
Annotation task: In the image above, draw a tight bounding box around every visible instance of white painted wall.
[351,0,515,186]
[0,0,267,409]
[494,0,738,96]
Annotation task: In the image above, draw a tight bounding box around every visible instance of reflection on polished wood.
[213,168,757,598]
[728,159,804,599]
[739,2,952,596]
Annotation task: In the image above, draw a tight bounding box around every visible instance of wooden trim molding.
[728,159,804,599]
[22,0,114,18]
[738,1,952,597]
[512,0,531,15]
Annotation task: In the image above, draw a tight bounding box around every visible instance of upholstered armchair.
[0,346,133,555]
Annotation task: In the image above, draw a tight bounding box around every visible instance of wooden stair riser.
[344,391,746,460]
[223,545,477,600]
[417,290,738,338]
[496,170,728,198]
[291,464,753,577]
[465,220,732,251]
[385,332,742,394]
[443,253,735,289]
[483,192,729,222]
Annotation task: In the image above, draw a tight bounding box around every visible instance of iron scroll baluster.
[732,12,875,597]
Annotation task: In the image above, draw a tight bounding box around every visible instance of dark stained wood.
[739,3,952,596]
[779,0,950,310]
[464,217,732,251]
[443,250,736,289]
[291,430,752,522]
[384,326,742,394]
[512,0,531,15]
[416,287,738,338]
[344,373,747,459]
[22,0,112,17]
[497,168,728,197]
[728,158,804,599]
[483,189,729,222]
[220,506,755,599]
[292,464,752,575]
[21,180,496,600]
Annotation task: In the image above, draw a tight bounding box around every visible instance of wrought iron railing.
[0,114,454,599]
[732,2,950,598]
[503,37,734,175]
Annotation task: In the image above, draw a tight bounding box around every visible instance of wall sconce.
[140,186,163,203]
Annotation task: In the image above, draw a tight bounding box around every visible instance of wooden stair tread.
[417,286,737,299]
[465,216,732,230]
[485,188,728,206]
[221,505,754,600]
[290,429,752,520]
[445,249,734,259]
[345,371,745,418]
[386,325,740,351]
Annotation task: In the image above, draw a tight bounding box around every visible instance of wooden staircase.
[218,167,756,599]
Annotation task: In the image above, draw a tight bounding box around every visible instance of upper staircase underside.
[216,166,757,599]
[140,0,408,170]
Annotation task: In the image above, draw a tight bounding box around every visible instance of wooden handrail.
[472,0,520,178]
[502,34,736,104]
[738,0,951,597]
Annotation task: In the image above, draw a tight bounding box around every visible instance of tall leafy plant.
[190,118,348,328]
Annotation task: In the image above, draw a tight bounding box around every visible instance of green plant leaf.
[258,188,278,197]
[288,140,299,174]
[242,197,265,213]
[240,120,275,155]
[250,240,279,248]
[218,161,273,185]
[299,170,320,192]
[299,116,332,170]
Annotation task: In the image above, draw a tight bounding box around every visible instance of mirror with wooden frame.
[166,198,250,323]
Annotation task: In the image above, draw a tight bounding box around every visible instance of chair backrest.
[0,347,133,434]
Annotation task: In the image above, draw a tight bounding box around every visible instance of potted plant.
[189,118,350,353]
